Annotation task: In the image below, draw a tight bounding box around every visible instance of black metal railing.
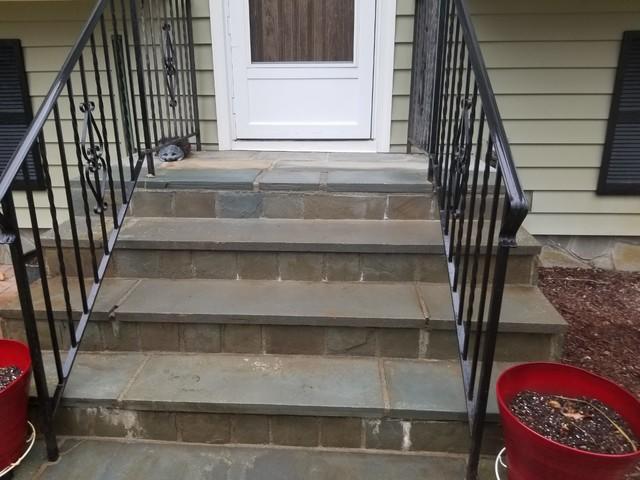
[0,0,200,461]
[408,0,528,478]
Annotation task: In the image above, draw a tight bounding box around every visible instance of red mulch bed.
[538,267,640,479]
[538,267,640,398]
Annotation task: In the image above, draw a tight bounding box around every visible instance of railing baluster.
[452,81,478,293]
[141,0,159,144]
[177,0,191,138]
[130,0,156,175]
[442,17,461,219]
[149,0,167,141]
[90,31,120,229]
[161,0,176,140]
[67,77,100,283]
[53,103,89,314]
[436,1,456,193]
[185,0,201,148]
[168,0,185,139]
[120,0,143,157]
[469,163,503,386]
[20,146,68,357]
[457,102,484,328]
[100,15,129,205]
[78,52,110,255]
[444,33,467,242]
[36,133,72,376]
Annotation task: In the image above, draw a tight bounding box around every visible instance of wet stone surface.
[510,390,639,455]
[0,365,21,391]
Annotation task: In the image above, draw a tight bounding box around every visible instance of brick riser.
[49,406,503,456]
[2,319,562,362]
[44,248,539,285]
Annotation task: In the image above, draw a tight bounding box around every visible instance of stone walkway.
[14,439,473,480]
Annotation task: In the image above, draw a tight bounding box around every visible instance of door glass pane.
[249,0,355,63]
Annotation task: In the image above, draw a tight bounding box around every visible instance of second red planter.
[497,362,640,480]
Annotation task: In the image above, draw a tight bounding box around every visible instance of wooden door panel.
[249,0,355,63]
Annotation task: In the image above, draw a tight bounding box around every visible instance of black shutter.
[598,31,640,195]
[0,39,44,189]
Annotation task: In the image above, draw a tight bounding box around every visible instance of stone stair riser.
[44,248,538,285]
[1,319,562,362]
[51,406,503,455]
[75,188,505,221]
[73,189,436,221]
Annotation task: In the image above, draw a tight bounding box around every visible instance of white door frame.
[209,0,397,153]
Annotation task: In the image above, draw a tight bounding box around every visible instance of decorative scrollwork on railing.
[162,21,178,108]
[79,101,108,214]
[450,97,475,218]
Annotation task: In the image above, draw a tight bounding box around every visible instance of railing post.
[129,0,156,176]
[465,242,512,480]
[185,0,201,150]
[429,0,450,163]
[1,193,59,462]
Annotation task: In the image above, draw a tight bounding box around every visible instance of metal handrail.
[407,1,530,479]
[0,0,200,463]
[452,0,528,238]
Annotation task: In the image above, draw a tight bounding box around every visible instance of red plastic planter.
[497,362,640,480]
[0,339,32,471]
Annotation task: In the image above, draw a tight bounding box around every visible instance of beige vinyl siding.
[390,0,415,152]
[470,0,640,236]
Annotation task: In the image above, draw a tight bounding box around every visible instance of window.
[598,31,640,195]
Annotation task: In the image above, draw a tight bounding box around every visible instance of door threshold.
[231,139,379,153]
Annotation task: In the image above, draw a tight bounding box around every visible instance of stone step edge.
[43,217,542,256]
[72,167,433,194]
[2,278,567,335]
[37,351,506,422]
[50,405,503,455]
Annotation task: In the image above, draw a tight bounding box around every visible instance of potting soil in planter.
[510,390,638,455]
[0,366,21,392]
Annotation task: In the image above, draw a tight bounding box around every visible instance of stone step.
[16,438,499,480]
[1,279,566,361]
[73,157,435,220]
[43,218,541,284]
[43,351,506,456]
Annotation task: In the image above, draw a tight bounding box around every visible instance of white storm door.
[228,0,376,140]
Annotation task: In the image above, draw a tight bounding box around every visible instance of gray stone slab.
[418,283,567,333]
[113,218,444,253]
[327,170,429,193]
[384,359,510,420]
[384,360,467,420]
[0,278,139,321]
[123,353,385,416]
[41,352,146,404]
[116,279,426,327]
[65,353,147,403]
[16,439,466,480]
[259,170,323,191]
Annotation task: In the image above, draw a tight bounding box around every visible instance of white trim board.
[209,0,397,153]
